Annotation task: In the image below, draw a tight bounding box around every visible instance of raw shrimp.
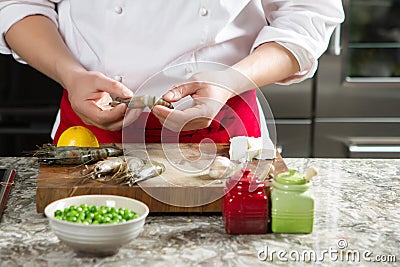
[81,156,165,186]
[34,144,123,165]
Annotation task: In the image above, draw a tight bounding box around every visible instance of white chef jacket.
[0,0,344,139]
[0,0,344,84]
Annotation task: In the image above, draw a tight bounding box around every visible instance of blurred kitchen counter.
[0,157,399,266]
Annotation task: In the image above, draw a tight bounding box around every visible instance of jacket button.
[199,7,208,16]
[114,6,123,14]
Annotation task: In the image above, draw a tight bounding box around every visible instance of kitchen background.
[0,0,399,158]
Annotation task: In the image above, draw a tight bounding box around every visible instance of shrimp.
[125,160,165,186]
[82,156,127,181]
[34,144,123,165]
[81,156,165,186]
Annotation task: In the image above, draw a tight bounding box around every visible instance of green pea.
[118,208,126,215]
[67,216,77,222]
[94,214,104,222]
[123,213,133,220]
[89,205,98,212]
[85,212,95,219]
[55,210,62,217]
[100,208,108,215]
[54,204,138,224]
[67,211,78,218]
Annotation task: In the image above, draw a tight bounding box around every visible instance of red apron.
[53,89,261,144]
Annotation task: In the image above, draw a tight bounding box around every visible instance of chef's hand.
[64,70,140,131]
[151,71,234,132]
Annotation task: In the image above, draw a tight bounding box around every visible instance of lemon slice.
[57,126,99,148]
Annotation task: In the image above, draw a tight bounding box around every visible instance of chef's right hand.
[63,70,139,131]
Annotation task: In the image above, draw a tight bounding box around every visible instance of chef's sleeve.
[0,0,58,61]
[253,0,345,84]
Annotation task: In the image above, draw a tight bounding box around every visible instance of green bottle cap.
[275,169,306,185]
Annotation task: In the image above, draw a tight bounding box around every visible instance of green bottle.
[271,169,314,234]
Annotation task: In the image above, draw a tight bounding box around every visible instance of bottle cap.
[240,168,252,182]
[275,169,306,185]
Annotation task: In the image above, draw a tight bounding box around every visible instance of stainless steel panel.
[314,120,400,158]
[345,0,400,80]
[260,80,313,119]
[274,120,312,158]
[316,54,400,118]
[316,0,400,118]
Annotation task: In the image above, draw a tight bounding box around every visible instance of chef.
[0,1,344,144]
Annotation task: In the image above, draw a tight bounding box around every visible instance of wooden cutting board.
[36,143,287,213]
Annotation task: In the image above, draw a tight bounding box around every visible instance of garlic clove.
[305,166,318,182]
[208,156,239,179]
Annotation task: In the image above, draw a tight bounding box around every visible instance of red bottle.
[222,169,268,234]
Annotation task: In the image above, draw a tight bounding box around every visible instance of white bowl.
[44,195,149,256]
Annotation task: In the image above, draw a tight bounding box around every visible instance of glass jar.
[271,169,314,233]
[222,169,268,234]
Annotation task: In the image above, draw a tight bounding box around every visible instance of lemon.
[57,126,99,148]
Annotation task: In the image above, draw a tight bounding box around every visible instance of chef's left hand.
[151,71,234,132]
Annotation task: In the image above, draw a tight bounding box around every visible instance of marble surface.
[0,157,399,266]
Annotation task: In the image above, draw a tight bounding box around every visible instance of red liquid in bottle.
[222,169,268,234]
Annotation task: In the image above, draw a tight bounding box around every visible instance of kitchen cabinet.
[261,0,400,158]
[260,80,313,158]
[346,0,399,80]
[274,121,312,158]
[313,0,400,158]
[314,120,400,158]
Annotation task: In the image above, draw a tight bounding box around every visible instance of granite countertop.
[0,157,399,266]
